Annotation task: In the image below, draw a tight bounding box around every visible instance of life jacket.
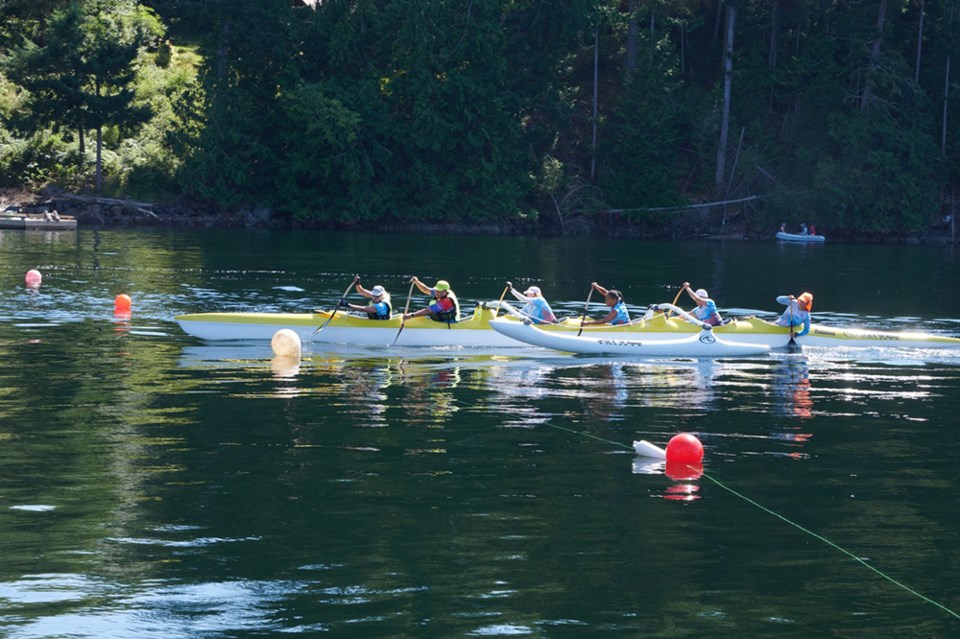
[429,290,460,323]
[366,294,392,320]
[610,301,630,325]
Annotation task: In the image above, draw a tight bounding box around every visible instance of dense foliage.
[1,0,959,235]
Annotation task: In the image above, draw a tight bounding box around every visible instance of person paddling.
[508,282,557,324]
[580,282,630,326]
[774,292,813,337]
[681,282,723,326]
[340,275,392,319]
[403,277,460,322]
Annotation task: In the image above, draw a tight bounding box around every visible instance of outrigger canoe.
[175,302,960,350]
[488,318,771,357]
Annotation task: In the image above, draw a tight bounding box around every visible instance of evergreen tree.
[4,0,150,193]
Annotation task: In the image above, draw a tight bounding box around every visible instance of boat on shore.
[175,302,960,350]
[776,231,824,243]
[488,318,771,357]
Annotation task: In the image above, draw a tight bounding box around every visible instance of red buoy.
[665,433,704,464]
[114,294,132,315]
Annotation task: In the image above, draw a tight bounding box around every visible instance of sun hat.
[695,288,709,299]
[434,280,451,291]
[524,286,541,296]
[370,285,385,297]
[797,292,813,311]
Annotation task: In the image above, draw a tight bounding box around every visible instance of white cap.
[370,285,385,297]
[695,289,709,299]
[524,286,541,297]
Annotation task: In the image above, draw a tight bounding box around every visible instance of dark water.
[1,229,959,638]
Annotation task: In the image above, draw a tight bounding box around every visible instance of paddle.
[787,303,799,352]
[492,281,512,319]
[664,286,684,318]
[312,277,357,335]
[576,286,595,337]
[391,279,417,346]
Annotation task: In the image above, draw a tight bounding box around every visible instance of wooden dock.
[0,213,78,230]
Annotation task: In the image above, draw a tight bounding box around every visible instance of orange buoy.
[665,433,704,464]
[114,294,132,315]
[25,269,42,287]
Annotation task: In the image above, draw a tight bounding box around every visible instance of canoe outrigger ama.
[174,301,960,351]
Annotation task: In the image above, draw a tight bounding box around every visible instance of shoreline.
[2,187,956,245]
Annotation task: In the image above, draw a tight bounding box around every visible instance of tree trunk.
[591,22,599,183]
[861,0,888,112]
[216,19,231,84]
[768,0,778,70]
[944,51,951,157]
[914,0,925,85]
[624,0,638,76]
[78,125,85,154]
[96,125,103,195]
[716,2,735,192]
[95,78,102,195]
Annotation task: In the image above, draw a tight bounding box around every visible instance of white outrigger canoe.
[175,302,960,350]
[488,318,771,357]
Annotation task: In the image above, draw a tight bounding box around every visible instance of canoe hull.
[175,307,960,350]
[488,318,771,357]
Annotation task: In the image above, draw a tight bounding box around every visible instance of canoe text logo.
[598,339,643,348]
[699,333,716,344]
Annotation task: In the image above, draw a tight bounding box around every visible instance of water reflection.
[773,354,814,420]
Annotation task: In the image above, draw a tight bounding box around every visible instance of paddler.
[340,275,392,319]
[507,282,557,324]
[681,282,723,326]
[404,277,460,322]
[774,292,813,337]
[580,282,630,326]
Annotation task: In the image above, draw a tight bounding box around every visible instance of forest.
[1,0,958,237]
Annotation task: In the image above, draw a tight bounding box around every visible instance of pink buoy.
[114,294,132,315]
[665,433,704,464]
[25,269,42,286]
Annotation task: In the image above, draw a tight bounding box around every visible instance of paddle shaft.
[576,287,595,337]
[665,286,684,318]
[313,278,358,335]
[492,284,511,319]
[391,280,417,346]
[786,301,799,352]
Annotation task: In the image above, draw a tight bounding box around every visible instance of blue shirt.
[691,299,722,325]
[774,296,811,336]
[522,297,556,324]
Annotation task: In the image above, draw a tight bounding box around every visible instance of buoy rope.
[528,420,960,620]
[542,421,633,449]
[695,466,960,620]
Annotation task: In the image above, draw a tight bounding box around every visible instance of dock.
[0,213,78,231]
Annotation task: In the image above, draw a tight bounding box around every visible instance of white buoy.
[271,329,301,358]
[633,439,667,460]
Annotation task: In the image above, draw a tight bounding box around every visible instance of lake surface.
[1,228,959,638]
